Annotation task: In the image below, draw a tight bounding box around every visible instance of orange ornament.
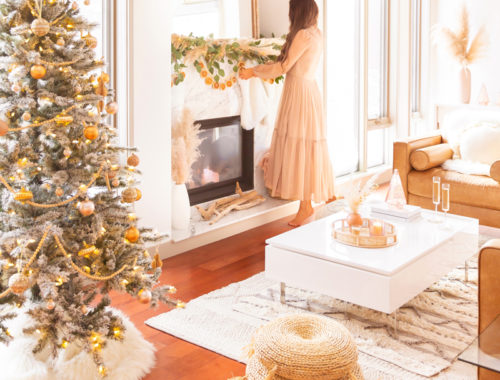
[135,188,142,201]
[84,125,99,140]
[55,187,64,197]
[227,81,233,87]
[138,289,152,304]
[105,102,118,115]
[127,154,140,167]
[220,83,226,90]
[205,77,213,85]
[200,70,208,78]
[213,82,219,89]
[0,120,9,136]
[125,226,140,243]
[30,64,47,79]
[199,62,204,68]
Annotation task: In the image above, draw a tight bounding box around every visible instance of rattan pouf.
[245,314,363,380]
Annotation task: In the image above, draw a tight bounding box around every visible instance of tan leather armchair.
[478,240,500,379]
[393,134,500,228]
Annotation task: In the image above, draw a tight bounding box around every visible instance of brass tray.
[332,218,397,248]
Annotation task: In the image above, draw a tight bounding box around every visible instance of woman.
[240,0,335,227]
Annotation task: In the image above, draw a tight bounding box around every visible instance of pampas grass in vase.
[432,5,489,104]
[171,109,203,185]
[171,109,203,230]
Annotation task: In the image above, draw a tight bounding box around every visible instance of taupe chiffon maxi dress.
[253,26,335,202]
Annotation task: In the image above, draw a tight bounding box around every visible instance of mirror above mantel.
[172,0,261,39]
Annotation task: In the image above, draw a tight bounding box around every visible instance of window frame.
[410,0,422,116]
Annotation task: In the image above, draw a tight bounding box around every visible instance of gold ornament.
[78,200,95,217]
[17,157,28,167]
[125,226,140,243]
[55,187,64,197]
[81,305,88,314]
[8,273,30,295]
[0,120,8,136]
[135,188,142,201]
[105,102,118,115]
[127,154,140,167]
[121,188,137,203]
[137,289,152,304]
[22,112,31,121]
[83,33,98,49]
[83,125,99,140]
[152,254,163,269]
[112,179,120,187]
[55,115,73,125]
[30,64,47,79]
[14,187,33,202]
[72,1,78,10]
[46,299,56,310]
[84,0,90,4]
[78,242,98,257]
[63,148,72,158]
[107,170,117,179]
[31,18,50,37]
[56,37,65,46]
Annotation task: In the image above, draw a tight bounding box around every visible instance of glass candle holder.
[370,220,384,236]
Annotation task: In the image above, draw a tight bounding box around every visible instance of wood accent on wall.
[251,0,260,38]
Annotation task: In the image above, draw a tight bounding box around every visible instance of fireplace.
[187,116,254,205]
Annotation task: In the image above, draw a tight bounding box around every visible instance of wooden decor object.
[196,182,265,225]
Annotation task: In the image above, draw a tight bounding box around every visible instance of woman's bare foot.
[289,201,314,227]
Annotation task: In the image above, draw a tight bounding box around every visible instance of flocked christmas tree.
[0,0,179,376]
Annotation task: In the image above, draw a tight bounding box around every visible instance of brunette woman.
[239,0,335,226]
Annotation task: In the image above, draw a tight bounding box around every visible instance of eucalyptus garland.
[171,34,285,89]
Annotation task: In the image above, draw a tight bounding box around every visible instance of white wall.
[258,0,289,37]
[130,0,171,238]
[430,0,500,108]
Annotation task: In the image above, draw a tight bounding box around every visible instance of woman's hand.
[239,67,255,80]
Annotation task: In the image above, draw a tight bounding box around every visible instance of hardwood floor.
[111,215,295,380]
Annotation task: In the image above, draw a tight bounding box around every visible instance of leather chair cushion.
[408,167,500,211]
[410,143,454,171]
[491,160,500,183]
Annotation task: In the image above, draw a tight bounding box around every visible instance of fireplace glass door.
[187,116,254,205]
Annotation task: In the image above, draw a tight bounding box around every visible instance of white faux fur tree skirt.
[0,307,155,380]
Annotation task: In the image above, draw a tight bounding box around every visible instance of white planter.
[171,183,191,230]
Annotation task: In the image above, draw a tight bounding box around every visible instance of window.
[78,0,113,63]
[326,0,391,176]
[410,0,422,114]
[172,0,241,38]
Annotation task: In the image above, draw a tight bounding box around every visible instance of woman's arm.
[238,30,311,80]
[248,29,310,80]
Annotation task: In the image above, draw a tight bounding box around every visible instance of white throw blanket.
[442,159,491,176]
[238,76,282,131]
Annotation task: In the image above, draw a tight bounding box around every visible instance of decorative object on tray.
[171,34,284,88]
[477,83,490,105]
[333,218,397,248]
[196,182,265,225]
[343,173,380,227]
[171,109,204,230]
[432,5,489,104]
[385,169,406,209]
[371,203,421,220]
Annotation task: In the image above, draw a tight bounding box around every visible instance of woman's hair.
[278,0,319,62]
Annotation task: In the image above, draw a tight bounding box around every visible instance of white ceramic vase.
[459,66,471,104]
[171,183,191,230]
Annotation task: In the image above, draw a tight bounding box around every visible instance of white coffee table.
[265,210,478,315]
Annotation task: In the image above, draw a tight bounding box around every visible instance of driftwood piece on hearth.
[196,182,266,224]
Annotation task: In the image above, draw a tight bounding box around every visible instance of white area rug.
[0,307,155,380]
[146,259,483,379]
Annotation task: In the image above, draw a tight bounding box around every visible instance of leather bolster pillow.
[491,160,500,183]
[410,143,454,171]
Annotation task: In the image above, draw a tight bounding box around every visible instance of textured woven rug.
[146,256,484,380]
